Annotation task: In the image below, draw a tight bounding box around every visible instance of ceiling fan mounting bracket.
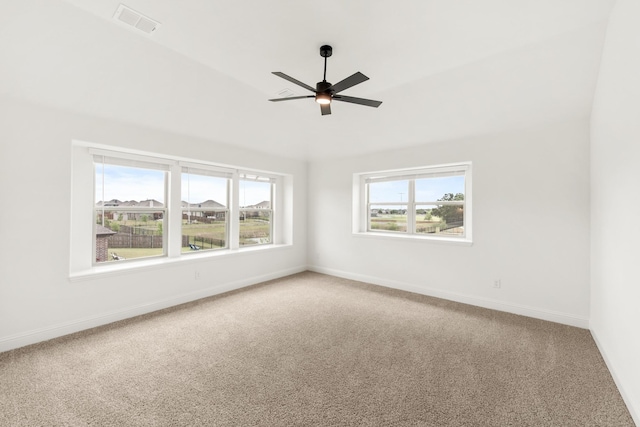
[320,45,333,58]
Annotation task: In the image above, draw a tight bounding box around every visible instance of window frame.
[70,141,290,277]
[354,162,472,244]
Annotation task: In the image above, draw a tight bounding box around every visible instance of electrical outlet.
[195,271,200,280]
[493,279,501,289]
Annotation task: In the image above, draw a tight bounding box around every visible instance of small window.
[239,175,273,246]
[356,163,471,242]
[181,168,230,252]
[94,156,168,264]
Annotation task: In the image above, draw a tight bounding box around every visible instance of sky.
[95,164,460,207]
[369,176,464,204]
[95,165,270,206]
[96,164,165,203]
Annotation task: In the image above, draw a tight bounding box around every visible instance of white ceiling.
[0,0,615,160]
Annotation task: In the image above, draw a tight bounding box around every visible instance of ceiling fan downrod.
[320,45,332,83]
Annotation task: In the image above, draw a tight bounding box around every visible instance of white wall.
[308,119,591,327]
[590,0,640,422]
[0,96,307,351]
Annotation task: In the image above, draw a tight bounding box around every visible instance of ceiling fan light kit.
[269,45,382,116]
[315,92,331,105]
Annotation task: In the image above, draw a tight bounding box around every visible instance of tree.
[431,193,464,224]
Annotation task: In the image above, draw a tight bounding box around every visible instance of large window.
[355,163,471,242]
[81,146,285,269]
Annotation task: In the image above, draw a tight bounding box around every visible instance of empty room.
[1,0,639,425]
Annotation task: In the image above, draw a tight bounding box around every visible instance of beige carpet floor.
[0,272,634,426]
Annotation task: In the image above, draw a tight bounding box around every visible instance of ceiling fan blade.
[320,103,331,115]
[268,95,314,102]
[333,95,382,108]
[271,72,316,93]
[328,72,369,94]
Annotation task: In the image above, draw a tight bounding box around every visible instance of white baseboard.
[0,264,590,352]
[0,265,307,353]
[590,328,640,426]
[308,265,589,328]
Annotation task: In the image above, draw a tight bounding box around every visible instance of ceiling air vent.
[276,89,297,98]
[113,4,161,34]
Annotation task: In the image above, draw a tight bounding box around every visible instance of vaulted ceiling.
[1,1,616,160]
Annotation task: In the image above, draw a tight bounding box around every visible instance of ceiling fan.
[269,45,382,116]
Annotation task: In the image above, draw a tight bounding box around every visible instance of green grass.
[106,247,163,261]
[370,214,449,233]
[180,220,270,239]
[371,214,407,232]
[102,218,271,262]
[181,222,226,239]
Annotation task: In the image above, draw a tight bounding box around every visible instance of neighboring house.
[96,199,164,221]
[135,199,164,220]
[242,200,271,219]
[95,225,117,262]
[98,199,123,207]
[182,200,226,221]
[245,200,270,209]
[182,199,225,209]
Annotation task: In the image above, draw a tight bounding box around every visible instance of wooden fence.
[108,233,225,249]
[108,233,165,248]
[118,224,160,236]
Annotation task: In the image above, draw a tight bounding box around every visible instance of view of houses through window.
[95,161,167,263]
[94,155,274,264]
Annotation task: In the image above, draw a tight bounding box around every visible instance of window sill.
[352,231,473,246]
[69,243,293,282]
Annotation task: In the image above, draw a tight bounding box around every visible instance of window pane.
[369,205,407,232]
[182,211,227,252]
[369,180,409,203]
[181,173,228,207]
[239,180,271,208]
[95,210,164,263]
[416,205,464,236]
[415,175,464,203]
[95,164,165,205]
[239,179,272,247]
[239,210,272,246]
[94,162,166,263]
[181,172,229,252]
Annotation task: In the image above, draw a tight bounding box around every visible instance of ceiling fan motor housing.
[316,81,333,94]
